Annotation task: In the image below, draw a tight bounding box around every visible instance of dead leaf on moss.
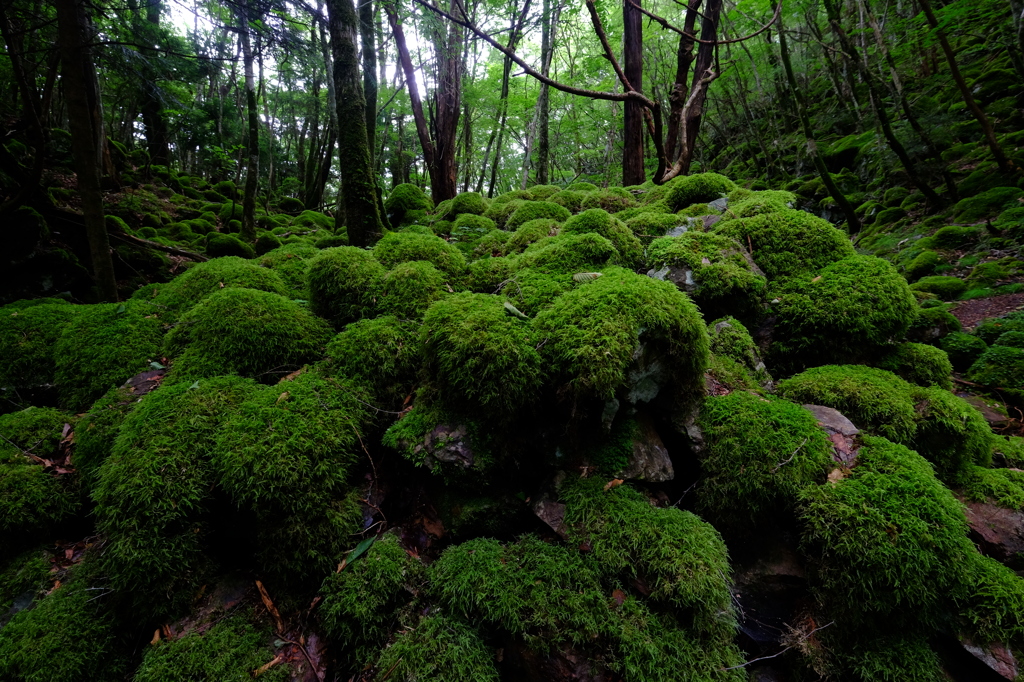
[827,469,848,483]
[603,478,624,492]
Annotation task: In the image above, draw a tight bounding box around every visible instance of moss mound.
[504,218,560,255]
[968,344,1024,389]
[372,231,467,277]
[205,233,255,259]
[515,232,620,273]
[385,183,432,224]
[560,208,643,266]
[378,260,450,319]
[533,267,709,404]
[940,331,988,371]
[579,186,637,213]
[257,242,317,299]
[448,190,487,218]
[421,292,544,413]
[874,342,953,389]
[505,200,571,231]
[164,288,331,381]
[373,613,498,681]
[0,300,79,402]
[625,212,686,237]
[307,246,386,327]
[909,275,967,300]
[325,316,420,408]
[150,257,288,314]
[664,172,737,210]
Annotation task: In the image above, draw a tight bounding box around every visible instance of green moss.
[378,260,450,319]
[74,385,138,492]
[165,288,331,381]
[450,213,496,243]
[93,375,258,614]
[974,311,1024,344]
[725,190,797,218]
[713,209,855,279]
[515,232,620,273]
[707,317,772,387]
[625,212,687,237]
[567,182,598,192]
[874,342,953,389]
[218,202,244,224]
[533,267,709,403]
[799,435,974,624]
[912,385,994,476]
[205,232,255,259]
[957,554,1024,646]
[960,465,1024,509]
[372,613,498,682]
[499,267,573,315]
[966,261,1011,287]
[769,255,918,368]
[293,209,334,231]
[529,184,561,199]
[372,231,467,277]
[883,186,911,207]
[258,242,317,299]
[560,209,643,267]
[647,232,767,320]
[134,614,288,682]
[53,301,165,411]
[909,275,967,300]
[697,392,832,524]
[319,534,423,666]
[466,255,517,293]
[940,332,988,371]
[579,187,637,213]
[421,292,544,413]
[954,186,1024,222]
[0,578,127,682]
[307,246,386,327]
[152,257,288,314]
[448,191,487,218]
[504,218,559,255]
[384,183,432,225]
[995,330,1024,348]
[921,225,981,250]
[968,344,1024,388]
[0,301,79,399]
[664,172,737,210]
[0,548,50,613]
[872,207,907,227]
[325,315,420,408]
[505,200,571,231]
[548,189,586,212]
[830,634,944,682]
[678,201,713,217]
[482,198,525,229]
[908,306,961,342]
[904,249,942,281]
[994,206,1024,238]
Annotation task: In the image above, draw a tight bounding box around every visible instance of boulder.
[964,501,1024,569]
[616,413,674,482]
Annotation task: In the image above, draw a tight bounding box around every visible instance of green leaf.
[150,361,166,369]
[503,301,529,319]
[572,272,603,283]
[344,536,376,567]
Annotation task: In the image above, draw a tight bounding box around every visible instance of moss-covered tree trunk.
[55,0,117,302]
[237,0,259,243]
[327,0,384,247]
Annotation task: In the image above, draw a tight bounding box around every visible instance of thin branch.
[628,0,781,45]
[721,621,834,671]
[772,437,808,473]
[583,0,632,91]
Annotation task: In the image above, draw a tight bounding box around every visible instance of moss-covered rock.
[921,225,981,250]
[505,200,571,231]
[0,300,79,403]
[325,315,420,408]
[504,218,560,255]
[968,344,1024,389]
[560,209,643,267]
[769,255,918,368]
[515,232,620,273]
[909,275,967,300]
[307,246,386,327]
[498,267,573,316]
[447,191,487,218]
[450,213,497,243]
[372,613,498,682]
[725,190,797,218]
[664,172,737,211]
[164,288,331,381]
[548,189,587,212]
[372,231,467,277]
[151,257,288,314]
[292,209,334,231]
[258,242,317,299]
[940,331,988,371]
[377,260,450,320]
[533,267,709,405]
[874,342,953,390]
[956,553,1024,647]
[625,212,687,237]
[384,183,432,225]
[707,316,773,388]
[903,249,942,281]
[482,198,525,229]
[954,186,1024,222]
[205,232,255,259]
[579,187,637,213]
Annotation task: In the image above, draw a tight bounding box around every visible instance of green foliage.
[504,200,571,230]
[921,225,981,250]
[421,292,544,413]
[54,301,165,411]
[325,316,420,407]
[293,209,334,231]
[515,232,620,273]
[940,332,988,371]
[548,189,586,212]
[0,300,79,399]
[909,275,967,300]
[258,242,317,299]
[164,288,331,381]
[466,255,516,293]
[874,342,953,389]
[450,213,496,242]
[713,209,855,279]
[726,190,797,218]
[560,208,643,266]
[378,260,450,320]
[205,232,255,258]
[769,255,918,368]
[448,191,487,218]
[904,250,941,280]
[307,246,386,327]
[482,198,525,229]
[0,548,50,613]
[372,231,467,277]
[93,376,258,614]
[579,187,637,213]
[968,343,1024,388]
[698,392,832,524]
[953,186,1024,222]
[974,311,1024,344]
[151,256,288,314]
[74,385,137,491]
[625,212,686,237]
[957,554,1024,647]
[134,615,287,682]
[830,634,944,682]
[504,218,559,255]
[960,465,1024,509]
[372,614,498,682]
[533,267,709,403]
[385,183,433,224]
[799,436,974,625]
[664,172,737,210]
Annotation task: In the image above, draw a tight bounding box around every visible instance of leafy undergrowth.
[3,173,1024,682]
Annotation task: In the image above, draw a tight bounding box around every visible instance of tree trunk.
[665,0,701,166]
[427,0,463,201]
[55,0,117,301]
[678,0,722,176]
[536,0,553,185]
[622,0,643,185]
[138,0,171,167]
[327,0,385,246]
[237,1,259,242]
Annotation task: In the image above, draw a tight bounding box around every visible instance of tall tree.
[236,0,260,242]
[621,0,644,184]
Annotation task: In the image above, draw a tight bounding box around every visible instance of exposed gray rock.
[964,501,1024,570]
[960,637,1019,680]
[416,423,474,469]
[616,413,674,482]
[803,404,859,466]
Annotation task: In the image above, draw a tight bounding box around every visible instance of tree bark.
[138,0,171,167]
[237,0,259,241]
[622,0,644,185]
[536,0,554,185]
[55,0,117,301]
[327,0,385,246]
[677,0,721,176]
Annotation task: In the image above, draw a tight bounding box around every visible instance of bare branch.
[583,0,632,92]
[628,0,781,45]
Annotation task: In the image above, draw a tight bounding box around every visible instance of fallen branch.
[771,437,808,473]
[108,231,209,261]
[721,621,834,670]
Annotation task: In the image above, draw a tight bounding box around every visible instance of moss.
[384,183,432,225]
[779,365,919,442]
[503,218,559,255]
[579,187,637,213]
[533,267,709,404]
[430,535,744,680]
[874,343,953,390]
[548,189,586,212]
[505,200,571,231]
[53,301,165,411]
[647,232,767,320]
[995,330,1024,348]
[0,548,50,614]
[904,249,941,281]
[378,260,450,320]
[697,392,833,524]
[799,435,974,625]
[707,317,772,387]
[450,214,496,243]
[883,186,911,207]
[968,344,1024,388]
[372,613,498,682]
[74,385,138,492]
[152,256,288,314]
[966,261,1011,287]
[292,209,334,231]
[466,255,517,293]
[372,231,467,277]
[954,186,1024,222]
[165,288,330,381]
[725,190,797,218]
[957,554,1024,646]
[0,578,127,682]
[769,255,918,368]
[307,246,386,327]
[664,172,737,210]
[314,234,349,249]
[625,212,687,237]
[277,196,304,213]
[448,191,487,218]
[912,385,994,477]
[713,209,855,279]
[499,267,573,315]
[212,179,238,199]
[960,465,1024,510]
[994,206,1024,239]
[134,614,288,682]
[93,375,258,614]
[974,311,1024,344]
[421,292,544,413]
[218,202,244,224]
[325,315,420,408]
[921,225,981,250]
[482,198,525,229]
[0,301,79,399]
[258,242,317,299]
[940,332,988,371]
[830,634,945,682]
[515,232,620,273]
[560,209,643,267]
[909,275,967,300]
[319,534,423,666]
[491,188,534,204]
[205,232,255,259]
[907,306,961,342]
